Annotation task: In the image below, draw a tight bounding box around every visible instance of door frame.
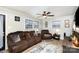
[0,14,5,51]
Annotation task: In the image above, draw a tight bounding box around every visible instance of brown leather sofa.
[41,30,52,40]
[7,31,41,53]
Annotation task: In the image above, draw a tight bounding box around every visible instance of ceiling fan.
[37,11,54,18]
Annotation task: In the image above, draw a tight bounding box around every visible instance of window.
[25,19,33,29]
[52,21,60,28]
[33,21,39,28]
[25,19,39,29]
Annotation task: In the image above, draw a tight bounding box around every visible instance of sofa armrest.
[48,32,52,35]
[7,38,15,47]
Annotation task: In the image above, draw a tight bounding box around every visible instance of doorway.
[0,14,5,51]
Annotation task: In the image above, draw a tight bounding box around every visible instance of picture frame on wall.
[65,20,70,28]
[15,16,20,21]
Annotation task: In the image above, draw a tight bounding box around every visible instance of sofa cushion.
[19,32,26,40]
[25,33,31,40]
[29,31,35,37]
[44,34,51,37]
[10,34,21,43]
[12,40,29,52]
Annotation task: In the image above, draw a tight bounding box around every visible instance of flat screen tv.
[75,7,79,27]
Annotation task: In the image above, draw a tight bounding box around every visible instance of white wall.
[0,7,40,35]
[0,7,75,49]
[0,7,26,49]
[40,15,74,40]
[0,7,39,49]
[0,7,25,35]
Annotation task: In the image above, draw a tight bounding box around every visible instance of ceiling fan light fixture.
[36,11,54,19]
[43,15,46,18]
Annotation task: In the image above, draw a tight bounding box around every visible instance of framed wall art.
[15,16,20,21]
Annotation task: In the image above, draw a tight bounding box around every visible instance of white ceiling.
[5,6,78,18]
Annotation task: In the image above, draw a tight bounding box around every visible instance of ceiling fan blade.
[47,15,54,16]
[36,15,43,18]
[47,12,51,14]
[36,14,42,15]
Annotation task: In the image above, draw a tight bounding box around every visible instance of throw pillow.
[44,34,51,37]
[11,35,21,43]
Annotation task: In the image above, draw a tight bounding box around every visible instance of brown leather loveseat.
[7,31,41,53]
[41,30,52,40]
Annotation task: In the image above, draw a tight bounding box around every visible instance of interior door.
[0,14,5,50]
